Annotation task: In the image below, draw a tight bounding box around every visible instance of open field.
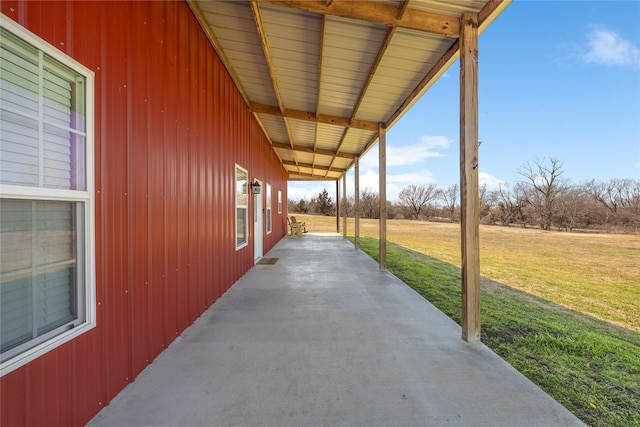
[294,214,640,333]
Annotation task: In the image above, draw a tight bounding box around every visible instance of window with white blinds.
[236,165,248,249]
[0,17,95,376]
[0,26,86,190]
[266,183,272,234]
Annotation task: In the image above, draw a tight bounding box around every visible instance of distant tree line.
[289,158,640,234]
[290,188,336,216]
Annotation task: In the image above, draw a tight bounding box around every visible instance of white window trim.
[235,164,248,250]
[278,190,282,214]
[266,183,272,235]
[0,15,96,377]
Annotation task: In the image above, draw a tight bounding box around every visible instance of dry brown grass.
[295,214,640,332]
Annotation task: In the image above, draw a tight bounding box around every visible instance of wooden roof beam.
[252,103,378,131]
[260,0,459,37]
[250,1,298,153]
[282,160,343,173]
[271,141,355,159]
[288,172,338,180]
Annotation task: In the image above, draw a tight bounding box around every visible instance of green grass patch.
[352,236,640,427]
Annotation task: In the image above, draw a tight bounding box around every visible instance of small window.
[278,190,282,214]
[1,18,95,376]
[235,165,248,249]
[266,184,272,234]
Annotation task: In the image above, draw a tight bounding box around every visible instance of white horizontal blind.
[0,28,85,190]
[0,32,40,187]
[0,200,78,355]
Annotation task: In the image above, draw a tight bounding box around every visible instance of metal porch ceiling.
[189,0,510,181]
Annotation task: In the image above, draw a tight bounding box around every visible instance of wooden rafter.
[250,1,297,154]
[396,0,410,20]
[271,141,355,159]
[282,160,342,173]
[288,171,337,180]
[251,103,378,131]
[313,15,327,176]
[260,0,459,37]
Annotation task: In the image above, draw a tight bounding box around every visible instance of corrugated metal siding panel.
[128,0,150,379]
[0,1,288,426]
[101,0,133,403]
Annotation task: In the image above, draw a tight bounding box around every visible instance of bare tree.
[554,186,590,232]
[397,183,438,220]
[518,157,569,230]
[478,184,494,224]
[437,183,459,221]
[588,178,640,229]
[359,187,380,219]
[491,183,528,226]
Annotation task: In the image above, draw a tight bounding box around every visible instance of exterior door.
[254,181,263,262]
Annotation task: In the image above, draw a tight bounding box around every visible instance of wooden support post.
[342,175,347,238]
[336,179,340,233]
[378,124,387,269]
[354,157,360,249]
[460,12,480,342]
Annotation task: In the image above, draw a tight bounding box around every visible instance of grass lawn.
[294,214,640,426]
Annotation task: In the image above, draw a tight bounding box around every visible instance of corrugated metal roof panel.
[409,0,486,16]
[288,120,317,148]
[340,129,379,152]
[275,148,296,163]
[257,114,289,144]
[315,124,347,151]
[200,2,278,107]
[319,17,387,119]
[261,6,321,113]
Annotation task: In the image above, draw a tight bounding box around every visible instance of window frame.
[278,190,282,214]
[265,183,272,234]
[235,164,248,250]
[0,15,96,377]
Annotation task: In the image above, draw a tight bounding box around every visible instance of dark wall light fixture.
[251,180,262,194]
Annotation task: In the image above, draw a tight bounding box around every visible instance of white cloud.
[583,27,640,69]
[388,170,437,185]
[359,135,453,170]
[479,172,504,191]
[634,162,640,168]
[287,181,334,202]
[359,169,381,193]
[393,135,453,165]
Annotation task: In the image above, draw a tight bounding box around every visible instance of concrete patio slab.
[88,233,585,427]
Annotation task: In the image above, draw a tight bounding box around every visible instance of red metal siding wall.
[0,1,288,426]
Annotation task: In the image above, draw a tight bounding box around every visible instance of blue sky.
[288,0,640,202]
